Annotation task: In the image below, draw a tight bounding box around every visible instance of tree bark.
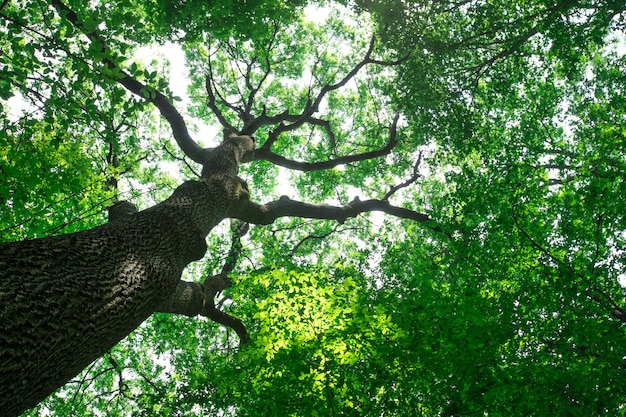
[0,175,250,417]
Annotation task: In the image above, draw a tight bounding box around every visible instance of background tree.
[1,0,625,416]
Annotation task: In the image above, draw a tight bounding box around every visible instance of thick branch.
[50,0,207,164]
[155,281,205,316]
[233,195,432,225]
[155,219,250,342]
[252,113,400,171]
[155,278,249,342]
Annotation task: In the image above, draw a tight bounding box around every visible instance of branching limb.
[254,38,408,148]
[50,0,207,164]
[205,70,238,134]
[233,194,432,225]
[253,112,400,171]
[204,32,407,165]
[201,274,249,342]
[591,286,626,324]
[155,219,250,343]
[241,22,279,117]
[383,151,423,200]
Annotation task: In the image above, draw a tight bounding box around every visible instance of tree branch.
[221,220,249,275]
[205,32,407,153]
[462,0,575,78]
[242,22,279,118]
[233,194,432,225]
[290,224,360,256]
[255,37,408,148]
[205,66,237,134]
[50,0,207,164]
[155,219,250,343]
[591,286,626,325]
[383,151,423,200]
[162,143,201,177]
[154,277,249,343]
[513,205,626,326]
[253,113,400,171]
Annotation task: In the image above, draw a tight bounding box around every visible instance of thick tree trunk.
[0,175,250,416]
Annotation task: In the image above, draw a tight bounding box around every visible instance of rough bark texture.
[0,174,250,417]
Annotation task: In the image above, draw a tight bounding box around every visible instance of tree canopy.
[1,0,626,415]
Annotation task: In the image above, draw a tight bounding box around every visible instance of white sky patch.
[134,42,188,101]
[4,93,28,122]
[134,42,220,148]
[303,5,331,23]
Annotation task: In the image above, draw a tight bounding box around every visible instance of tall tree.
[0,0,417,415]
[1,0,625,416]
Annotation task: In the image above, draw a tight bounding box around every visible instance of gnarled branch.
[204,32,408,170]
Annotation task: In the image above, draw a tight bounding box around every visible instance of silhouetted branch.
[591,286,626,324]
[50,0,207,164]
[290,225,359,256]
[205,69,237,134]
[204,32,407,169]
[256,37,407,148]
[234,194,432,225]
[242,22,279,117]
[162,144,201,177]
[383,151,423,200]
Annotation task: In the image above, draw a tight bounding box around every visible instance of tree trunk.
[0,175,250,416]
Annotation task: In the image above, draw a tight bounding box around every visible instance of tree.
[1,0,625,416]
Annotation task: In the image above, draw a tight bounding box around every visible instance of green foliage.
[0,116,111,239]
[0,0,193,239]
[225,269,400,416]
